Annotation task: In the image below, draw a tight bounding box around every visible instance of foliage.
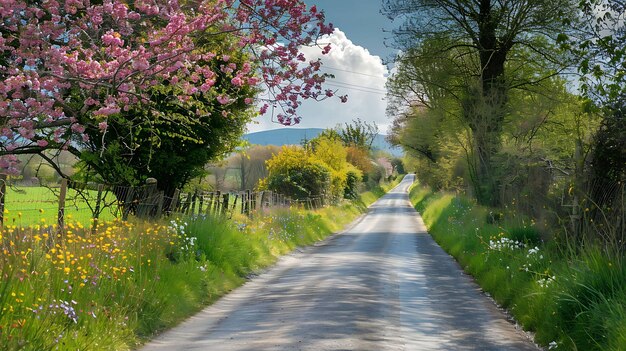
[587,106,625,185]
[0,0,345,173]
[262,146,331,200]
[383,0,575,205]
[345,146,373,176]
[227,145,282,191]
[16,152,77,184]
[76,69,254,194]
[569,1,626,103]
[311,135,371,201]
[0,173,396,350]
[343,165,362,199]
[338,118,378,150]
[262,136,369,202]
[310,135,348,172]
[393,62,604,234]
[575,105,626,248]
[390,157,405,175]
[559,1,626,248]
[409,184,626,350]
[364,164,385,190]
[0,197,375,349]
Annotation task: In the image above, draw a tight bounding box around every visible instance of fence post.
[213,191,220,215]
[181,192,192,214]
[221,193,229,216]
[122,187,135,221]
[57,178,68,235]
[0,174,6,227]
[170,189,180,214]
[240,191,245,214]
[156,191,164,218]
[198,193,204,214]
[243,190,250,216]
[190,190,198,216]
[230,193,239,218]
[137,178,158,219]
[259,191,266,211]
[204,193,212,215]
[91,184,104,233]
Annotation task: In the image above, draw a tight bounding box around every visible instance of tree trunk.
[466,0,510,206]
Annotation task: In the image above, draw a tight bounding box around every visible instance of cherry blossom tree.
[0,0,344,174]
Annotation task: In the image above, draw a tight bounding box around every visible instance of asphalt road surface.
[141,175,538,351]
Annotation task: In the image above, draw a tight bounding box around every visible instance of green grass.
[3,186,117,227]
[409,183,626,350]
[0,179,396,350]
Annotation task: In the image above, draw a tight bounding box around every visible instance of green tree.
[262,146,331,200]
[338,118,378,150]
[557,0,626,245]
[390,158,405,175]
[310,136,350,201]
[74,41,256,195]
[383,0,576,205]
[572,1,626,103]
[230,145,281,191]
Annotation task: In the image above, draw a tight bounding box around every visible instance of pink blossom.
[0,0,340,159]
[259,104,269,114]
[231,76,243,86]
[132,59,150,71]
[94,106,121,116]
[216,95,230,105]
[71,124,86,133]
[101,32,123,47]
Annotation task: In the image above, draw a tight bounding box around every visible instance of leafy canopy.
[0,0,345,173]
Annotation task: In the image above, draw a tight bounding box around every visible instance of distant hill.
[243,128,402,157]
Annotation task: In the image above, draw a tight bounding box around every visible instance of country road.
[141,175,538,351]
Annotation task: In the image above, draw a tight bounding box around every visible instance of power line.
[322,66,388,79]
[324,82,386,95]
[328,79,388,93]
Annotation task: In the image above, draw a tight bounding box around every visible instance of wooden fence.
[174,189,326,218]
[0,175,326,231]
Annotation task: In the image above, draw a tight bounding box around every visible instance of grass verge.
[409,184,626,351]
[0,178,400,350]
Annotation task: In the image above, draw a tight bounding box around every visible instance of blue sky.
[310,0,396,61]
[247,1,398,134]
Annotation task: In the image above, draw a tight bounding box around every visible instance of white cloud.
[247,28,391,134]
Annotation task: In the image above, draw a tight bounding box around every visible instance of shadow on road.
[142,176,537,351]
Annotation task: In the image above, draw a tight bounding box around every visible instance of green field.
[2,186,118,227]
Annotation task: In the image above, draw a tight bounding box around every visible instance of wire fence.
[173,189,326,219]
[0,175,326,231]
